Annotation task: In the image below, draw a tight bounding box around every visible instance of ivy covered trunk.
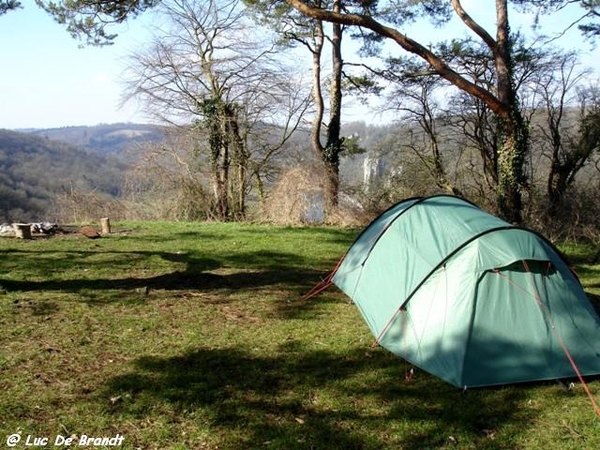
[323,1,343,211]
[207,115,230,221]
[496,112,528,224]
[322,147,340,211]
[493,0,528,224]
[202,97,247,222]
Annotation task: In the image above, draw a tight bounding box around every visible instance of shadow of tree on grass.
[101,345,536,450]
[0,249,326,295]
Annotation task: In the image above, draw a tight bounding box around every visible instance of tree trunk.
[308,16,343,216]
[309,20,325,160]
[215,142,230,221]
[546,109,600,216]
[322,0,343,211]
[432,151,462,196]
[496,116,527,223]
[225,104,248,220]
[493,0,527,224]
[208,111,230,221]
[255,170,266,210]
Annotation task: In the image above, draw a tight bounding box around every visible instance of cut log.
[100,217,111,235]
[13,223,32,239]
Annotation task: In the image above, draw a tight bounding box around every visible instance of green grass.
[0,222,599,450]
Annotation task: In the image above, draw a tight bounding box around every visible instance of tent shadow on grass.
[587,291,600,315]
[100,342,544,449]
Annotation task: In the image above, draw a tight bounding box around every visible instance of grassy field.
[0,221,599,450]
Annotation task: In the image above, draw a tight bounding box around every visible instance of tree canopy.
[20,0,159,45]
[0,0,20,15]
[3,1,599,45]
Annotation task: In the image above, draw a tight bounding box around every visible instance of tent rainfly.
[313,195,600,389]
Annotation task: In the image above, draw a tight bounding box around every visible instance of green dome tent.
[326,195,600,388]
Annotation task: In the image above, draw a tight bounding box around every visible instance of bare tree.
[122,0,308,220]
[284,0,538,223]
[376,57,462,195]
[122,128,214,220]
[438,35,544,202]
[533,56,600,213]
[246,0,348,214]
[512,0,600,39]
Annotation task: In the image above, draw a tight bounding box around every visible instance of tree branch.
[285,0,509,117]
[451,0,496,50]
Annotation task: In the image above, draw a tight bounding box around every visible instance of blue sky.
[1,0,597,130]
[0,0,152,129]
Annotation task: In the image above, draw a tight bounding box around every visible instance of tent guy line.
[495,262,600,418]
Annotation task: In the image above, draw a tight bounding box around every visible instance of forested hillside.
[28,123,164,157]
[1,117,598,235]
[0,129,127,222]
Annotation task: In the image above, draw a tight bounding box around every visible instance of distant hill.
[27,123,165,156]
[0,129,128,222]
